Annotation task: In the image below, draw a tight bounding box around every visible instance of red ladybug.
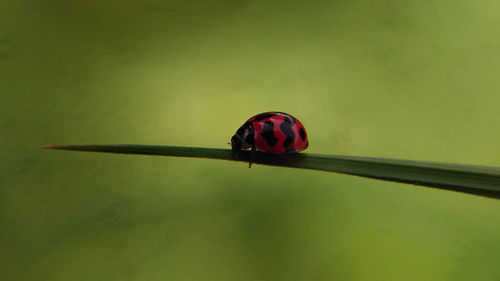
[231,112,308,166]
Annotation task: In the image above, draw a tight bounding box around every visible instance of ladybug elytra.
[231,112,308,167]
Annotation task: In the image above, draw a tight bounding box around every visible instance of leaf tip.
[41,144,57,149]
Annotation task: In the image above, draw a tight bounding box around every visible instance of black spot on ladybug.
[253,112,277,121]
[261,121,278,147]
[280,117,295,149]
[299,127,306,141]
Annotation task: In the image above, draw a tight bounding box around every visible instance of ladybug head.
[231,122,254,151]
[231,135,242,151]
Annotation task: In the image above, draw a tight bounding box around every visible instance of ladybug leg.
[249,145,256,168]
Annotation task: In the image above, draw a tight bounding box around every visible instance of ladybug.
[231,112,308,167]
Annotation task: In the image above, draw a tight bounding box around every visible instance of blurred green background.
[1,0,500,280]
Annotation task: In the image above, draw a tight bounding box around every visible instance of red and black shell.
[231,112,308,154]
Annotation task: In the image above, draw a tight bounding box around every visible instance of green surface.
[2,1,500,281]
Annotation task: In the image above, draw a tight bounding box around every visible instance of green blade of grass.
[41,144,500,199]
